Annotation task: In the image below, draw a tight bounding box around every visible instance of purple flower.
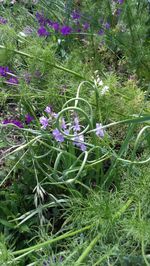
[40,116,49,129]
[37,26,49,37]
[104,22,110,30]
[83,22,90,31]
[118,0,124,4]
[95,123,105,138]
[25,114,34,124]
[0,16,7,25]
[2,119,23,128]
[73,116,81,132]
[71,10,81,20]
[0,66,10,77]
[60,25,72,35]
[45,106,52,114]
[6,77,19,85]
[61,117,67,130]
[116,8,122,16]
[52,22,59,31]
[73,134,86,151]
[52,128,64,142]
[36,12,46,26]
[98,29,104,36]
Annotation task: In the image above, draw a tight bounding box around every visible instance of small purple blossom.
[36,12,46,26]
[104,22,110,30]
[0,16,7,25]
[118,0,124,4]
[73,116,81,132]
[45,106,52,114]
[60,25,72,35]
[83,22,90,31]
[40,116,49,129]
[51,22,59,31]
[71,10,81,20]
[61,117,67,130]
[98,29,104,36]
[2,119,23,128]
[25,114,34,124]
[52,128,64,142]
[6,77,19,85]
[95,123,105,138]
[73,134,86,151]
[0,66,9,77]
[116,8,122,16]
[37,26,49,37]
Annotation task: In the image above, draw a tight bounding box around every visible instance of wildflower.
[51,22,59,31]
[52,128,64,142]
[98,29,104,36]
[95,123,105,138]
[61,25,72,35]
[61,117,67,130]
[36,12,46,26]
[71,10,81,20]
[6,77,19,85]
[45,106,52,114]
[118,0,124,4]
[25,114,34,124]
[83,22,90,31]
[40,116,49,129]
[101,85,109,95]
[73,116,81,132]
[0,66,9,77]
[73,134,86,151]
[37,26,49,37]
[2,119,23,128]
[0,16,7,25]
[104,22,110,30]
[116,8,122,16]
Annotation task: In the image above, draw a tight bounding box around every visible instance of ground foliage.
[0,0,150,265]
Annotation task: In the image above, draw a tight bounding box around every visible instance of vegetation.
[0,0,150,265]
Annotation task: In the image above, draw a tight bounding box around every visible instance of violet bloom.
[104,22,110,30]
[61,117,67,130]
[73,117,81,132]
[7,77,19,85]
[37,26,49,37]
[73,134,86,152]
[0,16,7,25]
[52,22,59,31]
[52,128,64,142]
[45,106,52,114]
[95,123,105,138]
[2,119,23,128]
[83,22,90,31]
[40,116,49,129]
[25,114,34,124]
[36,12,46,26]
[60,25,72,35]
[0,66,9,77]
[116,8,122,16]
[71,10,81,20]
[118,0,124,4]
[98,29,104,36]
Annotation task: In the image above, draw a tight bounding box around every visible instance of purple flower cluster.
[2,119,23,128]
[0,16,7,25]
[39,106,105,150]
[0,65,19,85]
[36,11,91,37]
[113,0,124,4]
[2,114,34,128]
[98,21,110,36]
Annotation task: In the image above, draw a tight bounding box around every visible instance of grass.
[0,0,150,265]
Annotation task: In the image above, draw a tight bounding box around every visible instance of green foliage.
[0,1,150,265]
